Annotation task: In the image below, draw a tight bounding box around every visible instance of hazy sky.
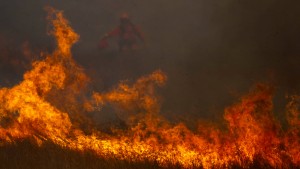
[0,0,300,121]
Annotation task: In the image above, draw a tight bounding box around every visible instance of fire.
[0,7,299,169]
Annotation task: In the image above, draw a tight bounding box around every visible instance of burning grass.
[0,7,299,169]
[0,139,173,169]
[0,139,295,169]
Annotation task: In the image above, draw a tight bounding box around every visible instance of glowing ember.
[0,7,299,169]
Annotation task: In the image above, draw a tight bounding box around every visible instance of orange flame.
[0,7,299,169]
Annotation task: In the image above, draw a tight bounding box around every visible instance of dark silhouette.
[99,13,144,52]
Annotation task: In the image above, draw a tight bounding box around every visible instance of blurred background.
[0,0,300,123]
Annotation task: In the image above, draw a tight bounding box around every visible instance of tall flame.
[0,7,299,169]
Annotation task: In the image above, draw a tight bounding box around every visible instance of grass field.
[0,140,183,169]
[0,139,295,169]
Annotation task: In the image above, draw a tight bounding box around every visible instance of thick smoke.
[0,0,300,122]
[0,5,300,168]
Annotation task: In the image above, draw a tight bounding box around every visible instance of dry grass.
[0,139,182,169]
[0,139,295,169]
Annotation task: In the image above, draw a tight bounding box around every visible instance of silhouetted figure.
[99,13,144,52]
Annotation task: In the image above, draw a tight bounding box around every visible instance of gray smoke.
[0,0,300,123]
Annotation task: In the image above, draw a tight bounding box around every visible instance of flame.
[0,7,299,169]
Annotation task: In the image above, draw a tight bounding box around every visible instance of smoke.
[0,0,300,122]
[0,5,299,168]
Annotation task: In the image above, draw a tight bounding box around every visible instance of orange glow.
[0,7,299,169]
